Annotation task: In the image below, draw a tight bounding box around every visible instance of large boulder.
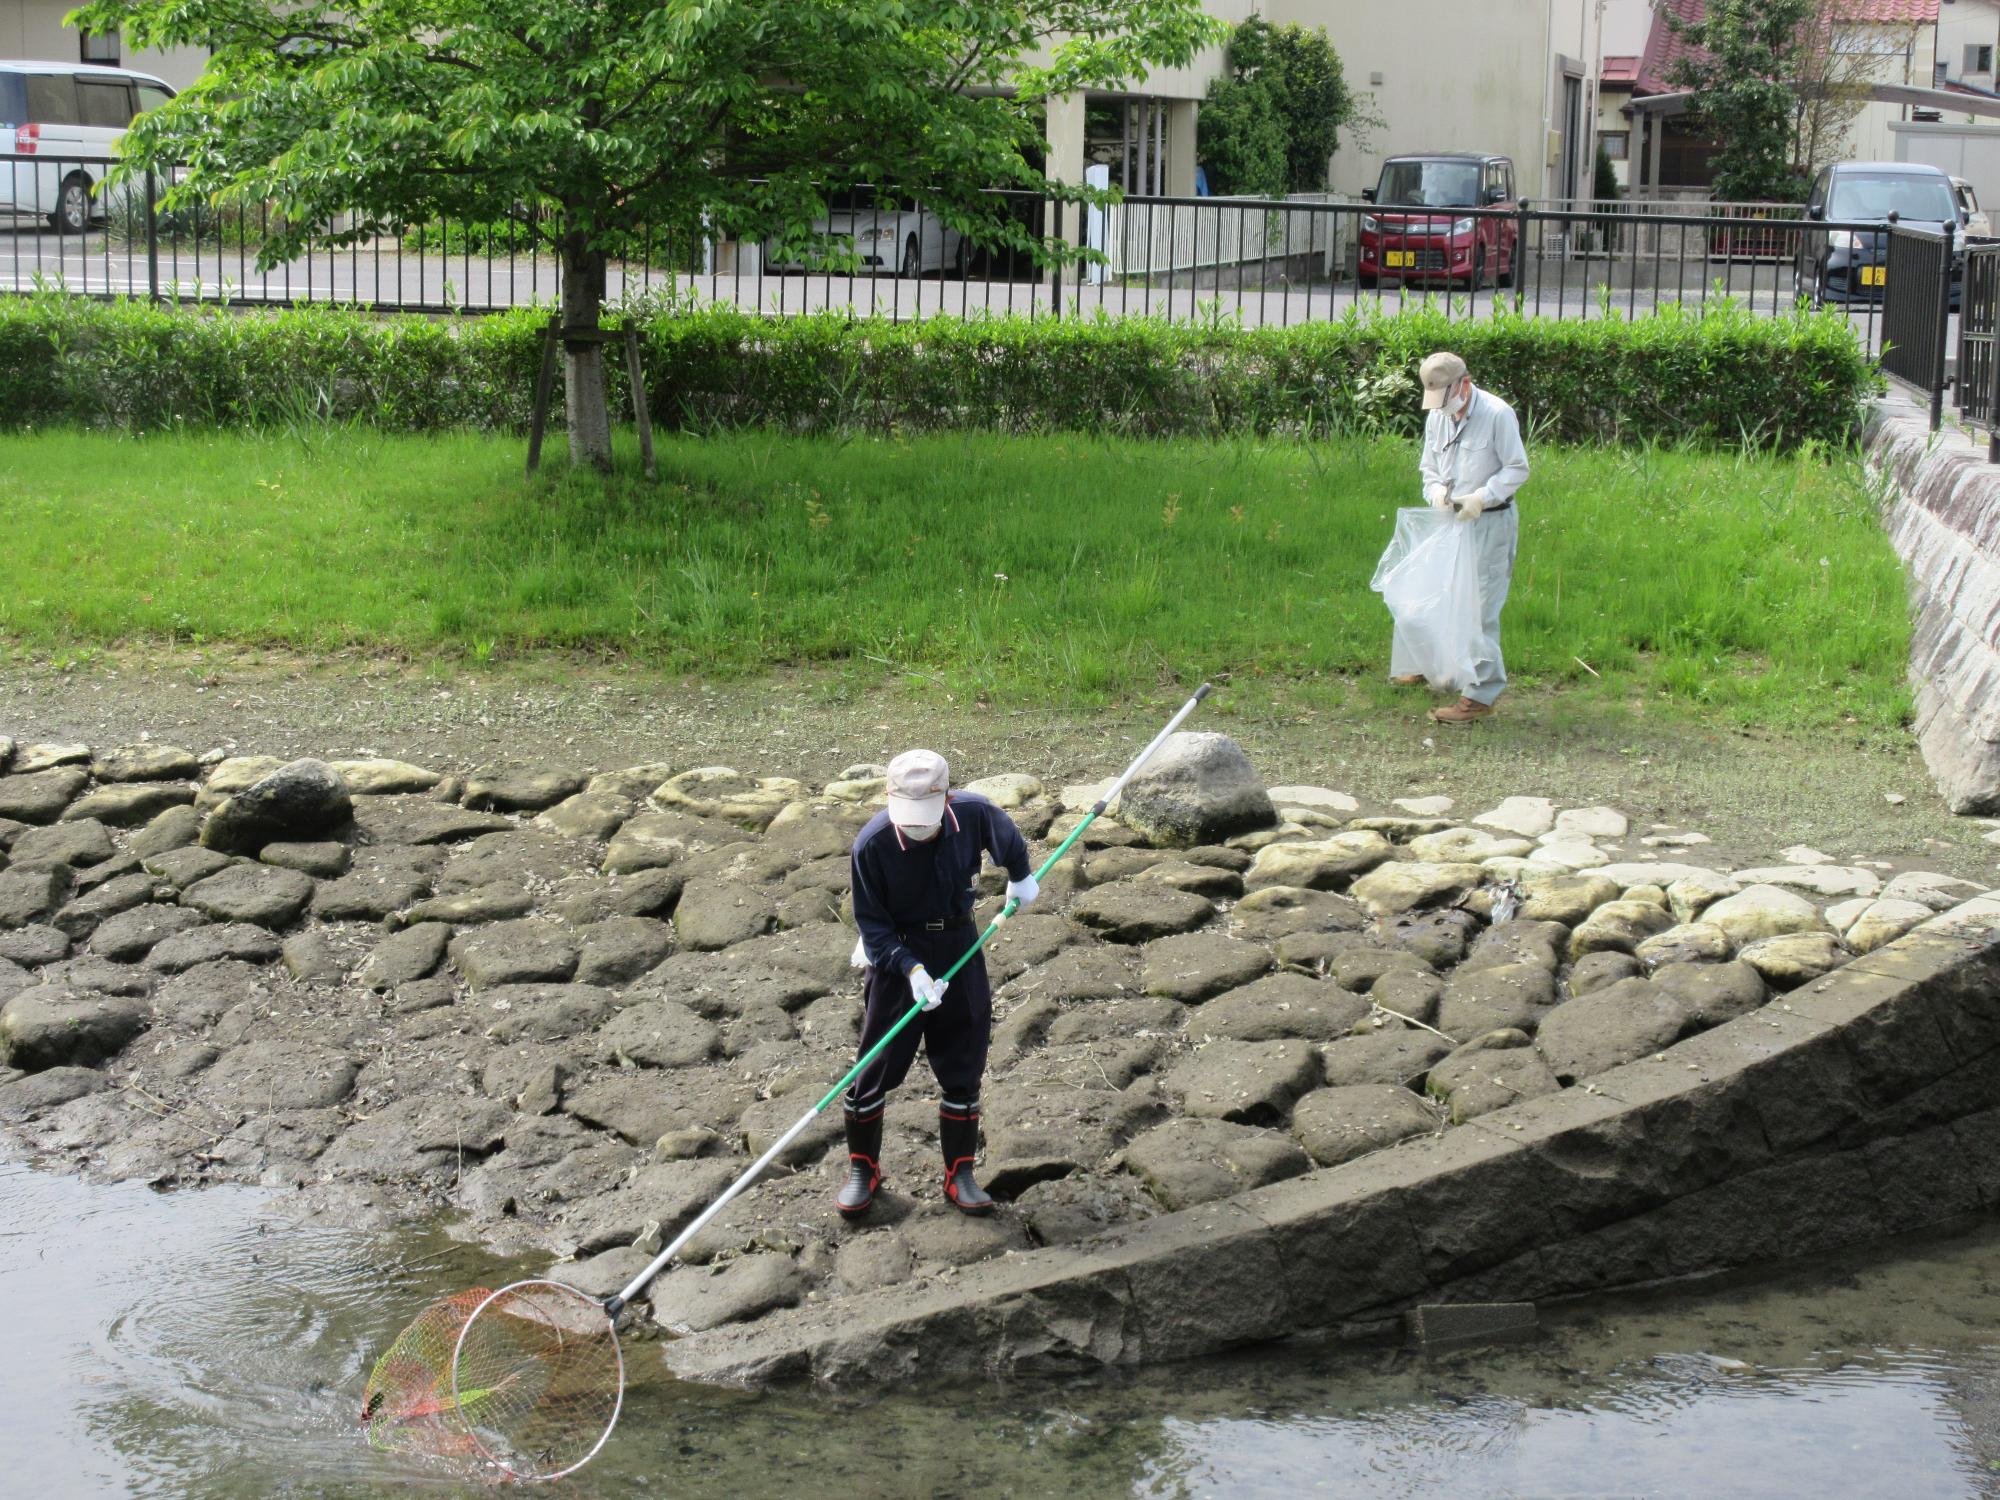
[649,1253,806,1334]
[1290,1084,1438,1164]
[1122,1116,1310,1209]
[1,984,148,1070]
[1651,959,1767,1025]
[63,783,194,828]
[462,765,586,813]
[1244,832,1394,892]
[0,768,89,825]
[1114,733,1276,848]
[1162,1038,1321,1125]
[200,759,353,855]
[1536,977,1692,1083]
[1567,899,1676,961]
[91,744,200,783]
[1071,882,1215,944]
[9,820,115,871]
[180,864,317,929]
[1425,1031,1560,1122]
[1349,861,1486,918]
[1701,885,1826,945]
[1435,960,1556,1040]
[1140,932,1272,1003]
[1738,931,1850,989]
[450,919,580,990]
[1320,1027,1454,1088]
[1193,971,1371,1042]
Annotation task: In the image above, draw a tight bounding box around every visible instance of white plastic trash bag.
[1370,507,1484,693]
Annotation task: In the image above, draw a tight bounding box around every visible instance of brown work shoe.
[1430,697,1495,724]
[1390,674,1428,687]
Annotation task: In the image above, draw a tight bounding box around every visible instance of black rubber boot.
[940,1102,994,1216]
[837,1108,883,1220]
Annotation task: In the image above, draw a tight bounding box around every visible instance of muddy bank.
[4,720,1997,1384]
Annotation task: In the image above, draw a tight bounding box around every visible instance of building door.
[1560,74,1583,202]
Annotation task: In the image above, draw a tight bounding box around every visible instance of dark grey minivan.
[1798,160,1961,309]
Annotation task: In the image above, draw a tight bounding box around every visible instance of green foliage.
[1198,17,1353,197]
[1595,143,1622,203]
[0,425,1912,729]
[0,294,1881,451]
[68,0,1225,461]
[1668,0,1815,202]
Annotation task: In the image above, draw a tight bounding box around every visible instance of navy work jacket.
[850,792,1031,979]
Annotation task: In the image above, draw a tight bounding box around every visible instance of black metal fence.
[1,151,1902,349]
[1956,241,2000,459]
[1880,225,1957,427]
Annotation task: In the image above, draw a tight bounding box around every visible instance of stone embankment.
[1868,396,2000,814]
[1,732,1996,1385]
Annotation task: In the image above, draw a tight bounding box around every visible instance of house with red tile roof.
[1622,0,1942,199]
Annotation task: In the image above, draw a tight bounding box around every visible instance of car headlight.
[1360,215,1380,234]
[1452,217,1475,235]
[1828,229,1859,251]
[866,225,897,241]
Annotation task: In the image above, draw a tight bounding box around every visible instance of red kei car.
[1358,153,1520,291]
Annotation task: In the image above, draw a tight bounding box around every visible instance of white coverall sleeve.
[1483,403,1530,504]
[1417,412,1449,494]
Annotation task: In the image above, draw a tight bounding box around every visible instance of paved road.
[0,224,1899,350]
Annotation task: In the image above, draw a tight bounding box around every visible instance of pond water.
[6,1152,2000,1499]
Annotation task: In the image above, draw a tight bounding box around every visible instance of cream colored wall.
[1309,0,1555,197]
[1835,25,1941,166]
[0,1,209,92]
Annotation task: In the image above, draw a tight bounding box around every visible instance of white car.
[1953,176,1992,238]
[764,196,970,277]
[0,60,176,233]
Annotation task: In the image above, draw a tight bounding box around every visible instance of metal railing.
[0,153,1896,350]
[1956,240,2000,457]
[1880,223,1957,427]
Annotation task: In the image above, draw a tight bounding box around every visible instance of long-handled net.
[364,685,1213,1482]
[363,1280,623,1481]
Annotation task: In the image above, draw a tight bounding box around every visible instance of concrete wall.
[663,901,2000,1388]
[1892,119,2000,211]
[1866,396,2000,815]
[1937,0,2000,93]
[0,1,209,92]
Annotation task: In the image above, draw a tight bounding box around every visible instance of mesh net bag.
[364,1280,625,1481]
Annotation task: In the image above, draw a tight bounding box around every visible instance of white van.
[0,61,176,233]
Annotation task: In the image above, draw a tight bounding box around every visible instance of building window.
[80,28,120,65]
[1601,130,1630,161]
[1968,43,1994,73]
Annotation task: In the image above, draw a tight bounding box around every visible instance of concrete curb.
[1866,396,2000,813]
[663,896,2000,1387]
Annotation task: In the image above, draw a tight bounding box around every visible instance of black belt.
[902,917,971,934]
[1475,499,1513,514]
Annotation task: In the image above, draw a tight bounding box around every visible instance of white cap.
[1420,350,1468,410]
[885,749,950,826]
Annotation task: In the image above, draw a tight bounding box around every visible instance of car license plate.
[1385,250,1414,268]
[1861,265,1885,287]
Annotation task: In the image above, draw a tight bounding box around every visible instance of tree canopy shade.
[1196,18,1354,198]
[72,0,1224,467]
[1667,0,1816,203]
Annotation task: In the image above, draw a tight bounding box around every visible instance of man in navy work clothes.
[840,749,1038,1219]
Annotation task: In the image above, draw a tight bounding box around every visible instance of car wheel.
[1496,248,1515,288]
[899,237,922,279]
[1468,247,1487,292]
[1357,271,1378,290]
[52,173,91,235]
[952,235,972,279]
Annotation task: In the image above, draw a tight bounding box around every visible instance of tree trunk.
[561,237,614,472]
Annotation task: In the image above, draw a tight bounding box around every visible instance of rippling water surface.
[6,1154,2000,1498]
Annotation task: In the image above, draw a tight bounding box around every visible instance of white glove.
[1454,488,1488,520]
[1425,483,1450,510]
[1005,874,1040,909]
[908,965,948,1011]
[849,934,869,969]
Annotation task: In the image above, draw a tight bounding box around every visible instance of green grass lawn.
[0,427,1911,730]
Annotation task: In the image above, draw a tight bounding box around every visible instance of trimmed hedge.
[0,292,1880,449]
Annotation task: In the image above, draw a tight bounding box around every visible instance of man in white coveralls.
[1395,350,1530,723]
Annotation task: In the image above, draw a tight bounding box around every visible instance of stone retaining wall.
[1867,398,2000,813]
[664,897,2000,1386]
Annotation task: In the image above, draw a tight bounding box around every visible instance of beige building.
[1,0,207,90]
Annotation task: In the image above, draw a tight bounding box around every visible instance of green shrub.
[0,291,1879,449]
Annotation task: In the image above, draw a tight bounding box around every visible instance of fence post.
[144,168,160,304]
[1933,224,1954,432]
[1514,198,1529,312]
[1987,269,2000,462]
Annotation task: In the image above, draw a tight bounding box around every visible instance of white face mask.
[1445,386,1469,418]
[897,821,941,843]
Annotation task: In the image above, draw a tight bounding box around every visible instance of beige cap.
[886,749,950,826]
[1419,351,1468,410]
